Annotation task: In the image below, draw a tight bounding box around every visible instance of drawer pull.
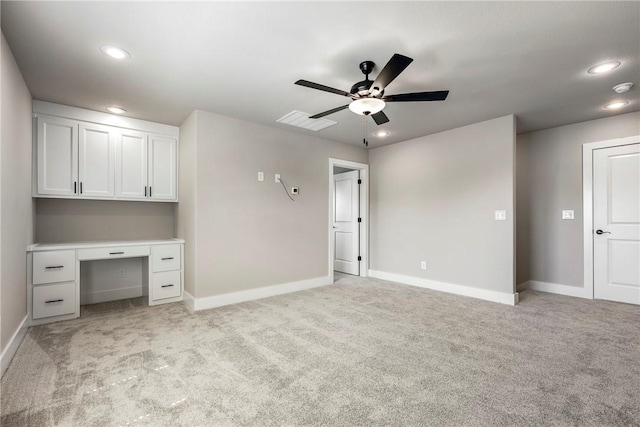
[45,299,64,304]
[161,284,174,288]
[109,251,125,255]
[161,257,174,260]
[45,265,64,270]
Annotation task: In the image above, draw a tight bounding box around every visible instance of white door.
[148,134,177,201]
[334,170,360,275]
[593,143,640,305]
[116,130,148,199]
[78,123,115,198]
[36,116,78,196]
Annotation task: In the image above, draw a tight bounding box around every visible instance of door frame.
[329,158,369,281]
[582,135,640,299]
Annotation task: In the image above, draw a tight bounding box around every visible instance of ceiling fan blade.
[371,111,389,125]
[309,104,350,119]
[384,90,449,102]
[295,80,351,97]
[371,54,413,92]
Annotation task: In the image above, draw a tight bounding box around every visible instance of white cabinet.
[33,103,178,202]
[116,130,148,199]
[36,116,78,196]
[150,244,183,303]
[115,132,178,201]
[27,240,184,325]
[149,135,178,201]
[79,123,115,198]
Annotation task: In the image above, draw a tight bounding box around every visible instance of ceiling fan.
[295,53,449,125]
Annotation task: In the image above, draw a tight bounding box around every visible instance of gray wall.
[36,199,175,243]
[1,33,34,352]
[176,111,197,296]
[178,110,368,299]
[516,112,640,287]
[370,115,516,294]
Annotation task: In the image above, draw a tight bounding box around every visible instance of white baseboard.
[517,280,590,299]
[183,291,195,313]
[191,275,332,311]
[368,270,518,305]
[80,286,143,305]
[1,315,28,377]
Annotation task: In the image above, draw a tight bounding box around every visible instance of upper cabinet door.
[116,130,148,199]
[148,134,178,201]
[78,123,115,198]
[36,116,79,196]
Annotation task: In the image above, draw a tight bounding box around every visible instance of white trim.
[33,100,179,137]
[1,316,28,377]
[183,291,195,313]
[582,135,640,300]
[369,270,518,305]
[329,158,369,281]
[518,280,590,299]
[80,286,143,305]
[191,275,332,311]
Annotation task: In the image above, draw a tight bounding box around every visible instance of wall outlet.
[118,269,126,278]
[420,261,427,270]
[562,210,574,220]
[258,172,264,182]
[275,173,281,183]
[494,210,507,221]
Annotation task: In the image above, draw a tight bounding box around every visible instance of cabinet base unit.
[27,239,185,325]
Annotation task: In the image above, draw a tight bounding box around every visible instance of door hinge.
[357,256,362,261]
[357,217,362,223]
[357,179,362,184]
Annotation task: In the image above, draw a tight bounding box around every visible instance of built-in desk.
[27,239,184,326]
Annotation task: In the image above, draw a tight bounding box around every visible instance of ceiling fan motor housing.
[350,60,384,97]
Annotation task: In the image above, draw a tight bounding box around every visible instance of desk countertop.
[27,238,185,252]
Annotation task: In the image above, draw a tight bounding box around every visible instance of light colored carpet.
[1,273,639,426]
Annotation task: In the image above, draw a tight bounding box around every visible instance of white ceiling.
[2,1,639,148]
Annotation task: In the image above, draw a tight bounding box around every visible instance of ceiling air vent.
[276,110,337,131]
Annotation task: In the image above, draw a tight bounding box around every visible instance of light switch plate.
[258,172,264,182]
[494,210,507,221]
[275,173,281,183]
[562,210,574,220]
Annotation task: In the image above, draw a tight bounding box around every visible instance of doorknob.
[595,229,611,235]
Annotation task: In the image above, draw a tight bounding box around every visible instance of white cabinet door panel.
[79,123,115,198]
[37,116,78,196]
[116,130,148,199]
[148,135,177,201]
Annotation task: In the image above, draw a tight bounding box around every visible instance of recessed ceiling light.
[375,131,390,137]
[603,100,629,110]
[106,106,127,114]
[100,45,130,60]
[587,61,621,74]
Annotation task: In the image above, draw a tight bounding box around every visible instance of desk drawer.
[152,244,181,272]
[152,270,181,300]
[33,282,76,319]
[77,245,150,261]
[33,250,76,284]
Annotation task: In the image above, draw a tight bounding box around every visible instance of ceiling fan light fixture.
[349,98,385,116]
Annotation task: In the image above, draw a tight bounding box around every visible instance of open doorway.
[329,159,369,282]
